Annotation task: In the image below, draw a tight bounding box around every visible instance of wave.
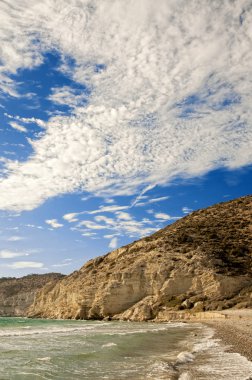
[101,342,117,348]
[0,325,99,337]
[146,360,179,379]
[176,352,195,365]
[178,373,193,380]
[36,357,51,361]
[179,325,252,379]
[147,324,252,380]
[106,324,182,336]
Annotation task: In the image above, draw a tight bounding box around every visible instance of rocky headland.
[28,195,252,321]
[0,273,64,316]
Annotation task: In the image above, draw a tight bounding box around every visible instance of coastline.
[0,312,252,378]
[202,309,252,362]
[155,308,252,364]
[1,307,252,363]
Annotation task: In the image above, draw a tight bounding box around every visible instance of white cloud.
[78,220,107,230]
[48,86,88,108]
[82,232,97,237]
[45,219,63,229]
[24,224,44,229]
[182,207,193,214]
[135,196,170,207]
[76,210,159,239]
[148,197,170,204]
[63,212,79,223]
[9,121,27,133]
[51,263,70,267]
[81,196,92,201]
[104,198,115,204]
[154,212,179,221]
[5,113,46,128]
[5,261,44,269]
[94,215,114,224]
[0,1,251,211]
[108,237,118,249]
[146,209,154,214]
[64,196,170,226]
[104,234,118,239]
[7,236,24,241]
[51,258,72,268]
[130,184,156,207]
[115,212,132,220]
[89,205,129,214]
[0,250,29,259]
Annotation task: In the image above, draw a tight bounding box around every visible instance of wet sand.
[204,309,252,362]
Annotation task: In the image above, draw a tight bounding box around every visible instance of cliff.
[0,273,64,316]
[29,195,252,321]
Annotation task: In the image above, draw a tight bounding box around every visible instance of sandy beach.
[204,309,252,362]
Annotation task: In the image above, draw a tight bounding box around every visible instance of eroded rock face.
[29,195,252,320]
[0,273,64,316]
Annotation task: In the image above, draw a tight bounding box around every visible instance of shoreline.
[201,310,252,362]
[153,308,252,363]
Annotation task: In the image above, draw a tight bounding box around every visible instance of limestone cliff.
[29,195,252,321]
[0,273,64,316]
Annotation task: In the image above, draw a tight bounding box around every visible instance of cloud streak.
[0,250,29,259]
[4,261,44,269]
[74,212,165,240]
[0,1,251,211]
[9,122,28,133]
[154,213,179,221]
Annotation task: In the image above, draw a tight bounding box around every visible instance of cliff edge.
[29,195,252,321]
[0,273,64,316]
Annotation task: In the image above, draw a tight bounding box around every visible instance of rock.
[182,299,193,309]
[0,273,64,317]
[26,195,252,320]
[193,301,205,312]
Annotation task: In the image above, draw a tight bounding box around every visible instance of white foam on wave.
[192,326,217,353]
[189,325,252,379]
[146,360,178,379]
[176,352,195,364]
[37,357,51,361]
[178,372,193,380]
[106,325,171,336]
[0,321,172,339]
[196,352,252,379]
[101,342,117,348]
[0,325,97,337]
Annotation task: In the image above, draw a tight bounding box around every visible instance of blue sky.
[0,1,251,277]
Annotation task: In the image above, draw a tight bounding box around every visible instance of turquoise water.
[0,318,251,379]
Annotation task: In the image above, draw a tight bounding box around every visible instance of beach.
[204,309,252,362]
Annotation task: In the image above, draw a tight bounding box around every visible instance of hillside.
[0,273,64,316]
[29,195,252,321]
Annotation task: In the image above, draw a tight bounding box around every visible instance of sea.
[0,317,251,380]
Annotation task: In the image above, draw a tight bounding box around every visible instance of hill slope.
[0,273,64,316]
[29,196,252,321]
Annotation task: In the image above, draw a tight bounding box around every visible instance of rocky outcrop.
[0,273,64,316]
[29,195,252,320]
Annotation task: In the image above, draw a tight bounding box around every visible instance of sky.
[0,0,251,277]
